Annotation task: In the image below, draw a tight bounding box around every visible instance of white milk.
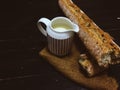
[53,27,68,32]
[52,25,72,32]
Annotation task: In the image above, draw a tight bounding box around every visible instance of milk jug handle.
[37,18,51,36]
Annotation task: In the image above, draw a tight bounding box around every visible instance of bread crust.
[79,54,105,77]
[58,0,120,68]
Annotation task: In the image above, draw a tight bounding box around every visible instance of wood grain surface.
[0,0,120,90]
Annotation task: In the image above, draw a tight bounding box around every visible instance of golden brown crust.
[79,54,105,77]
[58,0,120,68]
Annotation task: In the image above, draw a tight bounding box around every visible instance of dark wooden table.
[0,0,120,90]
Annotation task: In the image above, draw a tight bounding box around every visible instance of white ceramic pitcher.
[37,17,79,56]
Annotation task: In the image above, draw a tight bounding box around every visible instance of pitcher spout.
[73,23,79,33]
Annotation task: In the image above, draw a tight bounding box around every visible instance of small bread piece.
[58,0,120,68]
[79,54,105,77]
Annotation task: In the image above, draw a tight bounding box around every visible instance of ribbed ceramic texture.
[47,35,73,56]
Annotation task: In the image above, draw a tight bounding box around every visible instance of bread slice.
[58,0,120,68]
[79,54,105,77]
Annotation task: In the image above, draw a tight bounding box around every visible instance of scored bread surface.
[58,0,120,68]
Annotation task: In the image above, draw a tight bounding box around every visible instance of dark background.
[0,0,120,90]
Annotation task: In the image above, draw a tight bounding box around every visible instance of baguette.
[58,0,120,68]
